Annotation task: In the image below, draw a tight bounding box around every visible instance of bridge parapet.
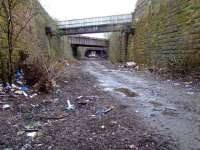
[58,14,132,29]
[68,35,109,47]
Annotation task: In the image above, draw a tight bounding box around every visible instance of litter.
[4,84,12,91]
[15,90,23,95]
[95,106,113,117]
[187,91,194,95]
[129,144,138,149]
[101,125,105,129]
[27,132,37,138]
[76,95,100,101]
[20,86,29,91]
[2,104,11,109]
[29,93,38,99]
[125,62,137,67]
[173,83,180,86]
[11,84,20,89]
[22,91,28,97]
[65,100,75,112]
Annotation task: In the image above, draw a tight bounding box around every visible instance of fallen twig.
[23,129,39,132]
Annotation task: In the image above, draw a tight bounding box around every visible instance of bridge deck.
[58,14,132,29]
[68,35,108,47]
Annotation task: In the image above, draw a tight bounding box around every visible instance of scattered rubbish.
[77,96,84,99]
[64,81,68,83]
[16,81,23,85]
[4,84,12,91]
[29,93,38,98]
[20,86,29,91]
[0,69,39,98]
[76,95,100,101]
[185,84,191,88]
[173,83,180,86]
[55,89,62,94]
[95,106,113,117]
[2,104,11,109]
[65,100,75,112]
[129,144,138,149]
[125,62,137,68]
[96,107,107,116]
[91,115,96,118]
[27,132,37,138]
[185,81,193,85]
[101,125,105,129]
[110,121,117,125]
[15,90,23,95]
[0,85,3,92]
[15,69,23,81]
[187,91,194,95]
[22,91,28,97]
[17,131,25,136]
[115,88,138,97]
[11,84,20,89]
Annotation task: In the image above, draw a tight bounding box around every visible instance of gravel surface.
[0,62,176,150]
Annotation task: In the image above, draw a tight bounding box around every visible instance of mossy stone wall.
[130,0,200,71]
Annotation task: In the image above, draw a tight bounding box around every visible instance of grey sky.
[38,0,137,37]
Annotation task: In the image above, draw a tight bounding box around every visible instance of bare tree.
[0,0,37,84]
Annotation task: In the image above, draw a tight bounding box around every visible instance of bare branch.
[13,12,38,46]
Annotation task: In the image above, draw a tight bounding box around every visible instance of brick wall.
[130,0,200,71]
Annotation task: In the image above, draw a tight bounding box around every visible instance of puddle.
[149,101,163,107]
[115,88,138,97]
[84,61,200,150]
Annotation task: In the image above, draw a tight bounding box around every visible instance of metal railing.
[58,14,132,28]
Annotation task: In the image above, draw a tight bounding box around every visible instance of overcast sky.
[38,0,137,37]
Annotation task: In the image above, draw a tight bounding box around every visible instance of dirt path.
[83,60,200,150]
[0,61,177,150]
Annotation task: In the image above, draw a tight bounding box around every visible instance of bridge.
[68,35,108,48]
[67,35,109,57]
[85,48,107,58]
[45,14,134,59]
[58,14,133,35]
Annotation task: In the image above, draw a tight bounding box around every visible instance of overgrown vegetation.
[0,0,37,84]
[0,0,73,92]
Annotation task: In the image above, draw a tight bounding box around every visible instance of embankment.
[109,0,200,72]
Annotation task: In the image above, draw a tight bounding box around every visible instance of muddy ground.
[83,60,200,150]
[0,61,178,150]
